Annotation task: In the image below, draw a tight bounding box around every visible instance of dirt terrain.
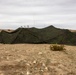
[0,44,76,75]
[0,29,13,32]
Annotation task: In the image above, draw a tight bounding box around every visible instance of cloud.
[0,0,76,29]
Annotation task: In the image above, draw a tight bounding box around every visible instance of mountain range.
[0,25,76,45]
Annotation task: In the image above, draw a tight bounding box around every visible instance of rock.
[42,63,46,67]
[26,71,30,75]
[33,60,37,64]
[38,52,42,55]
[45,67,48,70]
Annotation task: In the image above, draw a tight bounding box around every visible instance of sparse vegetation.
[0,44,76,75]
[50,44,65,51]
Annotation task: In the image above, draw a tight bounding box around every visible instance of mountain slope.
[0,25,76,45]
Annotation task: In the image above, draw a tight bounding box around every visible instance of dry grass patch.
[50,44,65,51]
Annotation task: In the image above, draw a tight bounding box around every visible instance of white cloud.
[0,0,76,29]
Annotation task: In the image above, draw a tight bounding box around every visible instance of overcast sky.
[0,0,76,29]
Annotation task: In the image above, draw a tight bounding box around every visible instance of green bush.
[50,44,65,51]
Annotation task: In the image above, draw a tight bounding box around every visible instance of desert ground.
[0,44,76,75]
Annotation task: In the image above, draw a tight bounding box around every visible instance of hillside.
[0,25,76,45]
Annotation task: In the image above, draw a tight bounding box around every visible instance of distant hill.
[70,30,76,32]
[0,29,13,32]
[0,25,76,45]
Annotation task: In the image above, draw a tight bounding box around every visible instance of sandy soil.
[70,30,76,32]
[0,29,13,32]
[0,44,76,75]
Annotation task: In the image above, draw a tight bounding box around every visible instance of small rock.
[33,60,37,64]
[40,69,44,72]
[26,71,30,75]
[38,52,42,55]
[42,63,46,67]
[6,56,9,60]
[26,63,30,66]
[45,67,48,70]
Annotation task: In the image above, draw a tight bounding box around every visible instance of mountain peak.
[46,25,55,28]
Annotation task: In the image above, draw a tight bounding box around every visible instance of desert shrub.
[50,44,65,51]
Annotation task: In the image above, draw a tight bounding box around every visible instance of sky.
[0,0,76,29]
